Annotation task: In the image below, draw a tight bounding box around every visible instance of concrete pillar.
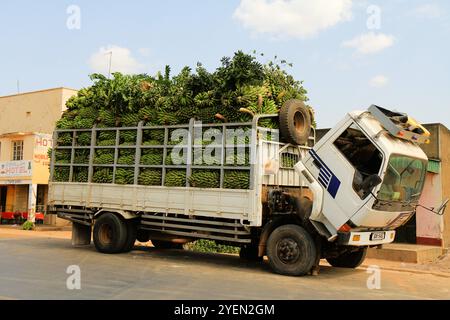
[27,184,37,223]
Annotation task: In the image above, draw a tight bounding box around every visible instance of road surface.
[0,231,449,300]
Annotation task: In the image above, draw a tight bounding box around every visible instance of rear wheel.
[151,239,183,250]
[121,220,138,253]
[326,247,367,268]
[267,224,316,276]
[93,213,127,254]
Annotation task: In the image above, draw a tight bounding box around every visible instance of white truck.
[48,101,444,276]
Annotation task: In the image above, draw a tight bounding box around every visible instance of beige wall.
[0,133,52,184]
[0,88,77,135]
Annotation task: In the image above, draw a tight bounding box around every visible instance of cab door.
[305,121,384,230]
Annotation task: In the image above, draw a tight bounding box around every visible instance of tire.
[239,245,263,262]
[93,213,128,254]
[326,248,367,269]
[267,224,316,276]
[121,220,138,253]
[279,99,312,145]
[151,239,183,250]
[136,229,151,243]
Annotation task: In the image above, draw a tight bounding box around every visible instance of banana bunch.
[121,113,141,127]
[98,109,116,127]
[74,150,90,164]
[98,131,116,142]
[164,170,186,187]
[55,150,71,164]
[120,131,137,145]
[223,171,250,189]
[142,129,165,145]
[138,106,157,123]
[73,167,88,183]
[189,170,220,188]
[138,169,162,186]
[77,132,91,146]
[57,133,73,146]
[115,168,134,185]
[141,150,163,165]
[53,167,70,182]
[118,147,136,165]
[56,117,74,130]
[94,151,114,165]
[97,139,116,147]
[92,168,113,184]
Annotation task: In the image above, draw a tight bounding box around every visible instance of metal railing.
[50,117,270,190]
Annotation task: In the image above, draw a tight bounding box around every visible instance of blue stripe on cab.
[309,150,341,199]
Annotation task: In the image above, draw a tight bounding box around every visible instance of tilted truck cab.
[296,106,429,247]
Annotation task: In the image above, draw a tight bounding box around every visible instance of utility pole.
[107,51,113,79]
[17,80,20,94]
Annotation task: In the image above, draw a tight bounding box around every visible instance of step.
[367,243,444,263]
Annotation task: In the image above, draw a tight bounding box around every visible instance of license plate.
[371,232,386,241]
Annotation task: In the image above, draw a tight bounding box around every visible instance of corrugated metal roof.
[427,159,440,173]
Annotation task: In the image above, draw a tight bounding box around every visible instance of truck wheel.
[93,213,127,254]
[121,220,138,253]
[279,99,312,145]
[151,239,183,250]
[326,248,367,269]
[267,224,316,276]
[239,245,263,262]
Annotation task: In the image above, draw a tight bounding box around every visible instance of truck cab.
[296,106,429,248]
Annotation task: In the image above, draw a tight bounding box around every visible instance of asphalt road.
[0,236,449,300]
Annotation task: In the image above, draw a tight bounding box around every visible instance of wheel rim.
[99,224,113,245]
[293,111,305,133]
[277,238,300,264]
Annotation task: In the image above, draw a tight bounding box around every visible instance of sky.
[0,0,449,128]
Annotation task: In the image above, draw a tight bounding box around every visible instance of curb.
[360,264,450,278]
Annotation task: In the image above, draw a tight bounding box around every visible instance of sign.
[0,161,32,178]
[33,133,53,166]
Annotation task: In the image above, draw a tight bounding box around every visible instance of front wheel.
[326,248,367,268]
[266,224,317,276]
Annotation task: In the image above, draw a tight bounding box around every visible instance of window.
[12,140,24,161]
[378,156,426,203]
[334,123,383,199]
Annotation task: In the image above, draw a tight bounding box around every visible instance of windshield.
[377,155,427,203]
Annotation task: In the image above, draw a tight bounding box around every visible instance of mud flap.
[72,222,92,246]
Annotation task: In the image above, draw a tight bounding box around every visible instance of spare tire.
[279,99,312,145]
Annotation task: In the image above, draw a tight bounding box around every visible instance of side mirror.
[361,174,382,194]
[436,199,449,216]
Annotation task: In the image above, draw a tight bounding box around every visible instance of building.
[0,88,78,224]
[409,123,450,248]
[316,123,450,249]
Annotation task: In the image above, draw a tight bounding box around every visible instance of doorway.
[0,186,6,212]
